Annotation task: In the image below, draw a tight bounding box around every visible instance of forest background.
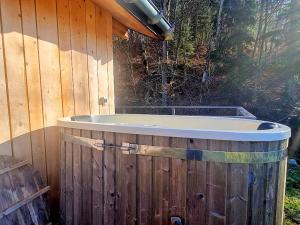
[113,2,300,222]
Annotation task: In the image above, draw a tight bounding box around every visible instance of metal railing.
[116,106,256,119]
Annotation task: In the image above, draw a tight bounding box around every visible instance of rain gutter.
[120,0,174,40]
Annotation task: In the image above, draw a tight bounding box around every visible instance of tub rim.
[58,114,291,142]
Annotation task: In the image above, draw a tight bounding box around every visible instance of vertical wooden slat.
[0,6,12,156]
[86,0,99,115]
[57,0,75,117]
[248,142,268,225]
[72,129,82,225]
[0,0,32,162]
[153,136,170,225]
[187,139,207,225]
[226,141,250,225]
[20,0,47,183]
[105,13,114,114]
[103,132,116,225]
[264,141,279,225]
[137,135,153,225]
[60,128,66,224]
[275,140,288,225]
[91,130,104,225]
[96,8,109,115]
[65,128,74,225]
[81,129,93,225]
[35,0,63,213]
[170,137,187,220]
[116,133,137,225]
[70,0,90,115]
[207,140,228,225]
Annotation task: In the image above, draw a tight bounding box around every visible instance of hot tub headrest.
[257,122,279,130]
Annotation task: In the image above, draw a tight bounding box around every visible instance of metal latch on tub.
[121,143,202,160]
[121,143,139,154]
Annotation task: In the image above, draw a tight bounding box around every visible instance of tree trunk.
[161,41,168,106]
[258,0,269,64]
[215,0,225,42]
[160,0,171,106]
[140,36,149,76]
[252,0,265,58]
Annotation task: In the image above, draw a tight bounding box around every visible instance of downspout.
[125,0,174,40]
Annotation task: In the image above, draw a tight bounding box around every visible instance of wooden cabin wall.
[0,0,114,215]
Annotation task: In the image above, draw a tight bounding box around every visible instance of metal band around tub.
[122,143,287,164]
[61,134,287,164]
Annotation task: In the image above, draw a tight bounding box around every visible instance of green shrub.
[284,165,300,224]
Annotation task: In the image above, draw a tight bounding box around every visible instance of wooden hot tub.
[58,114,291,225]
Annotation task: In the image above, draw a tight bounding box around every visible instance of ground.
[284,165,300,225]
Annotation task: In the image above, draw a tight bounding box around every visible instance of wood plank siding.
[0,0,115,218]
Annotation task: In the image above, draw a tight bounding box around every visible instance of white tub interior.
[58,114,291,141]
